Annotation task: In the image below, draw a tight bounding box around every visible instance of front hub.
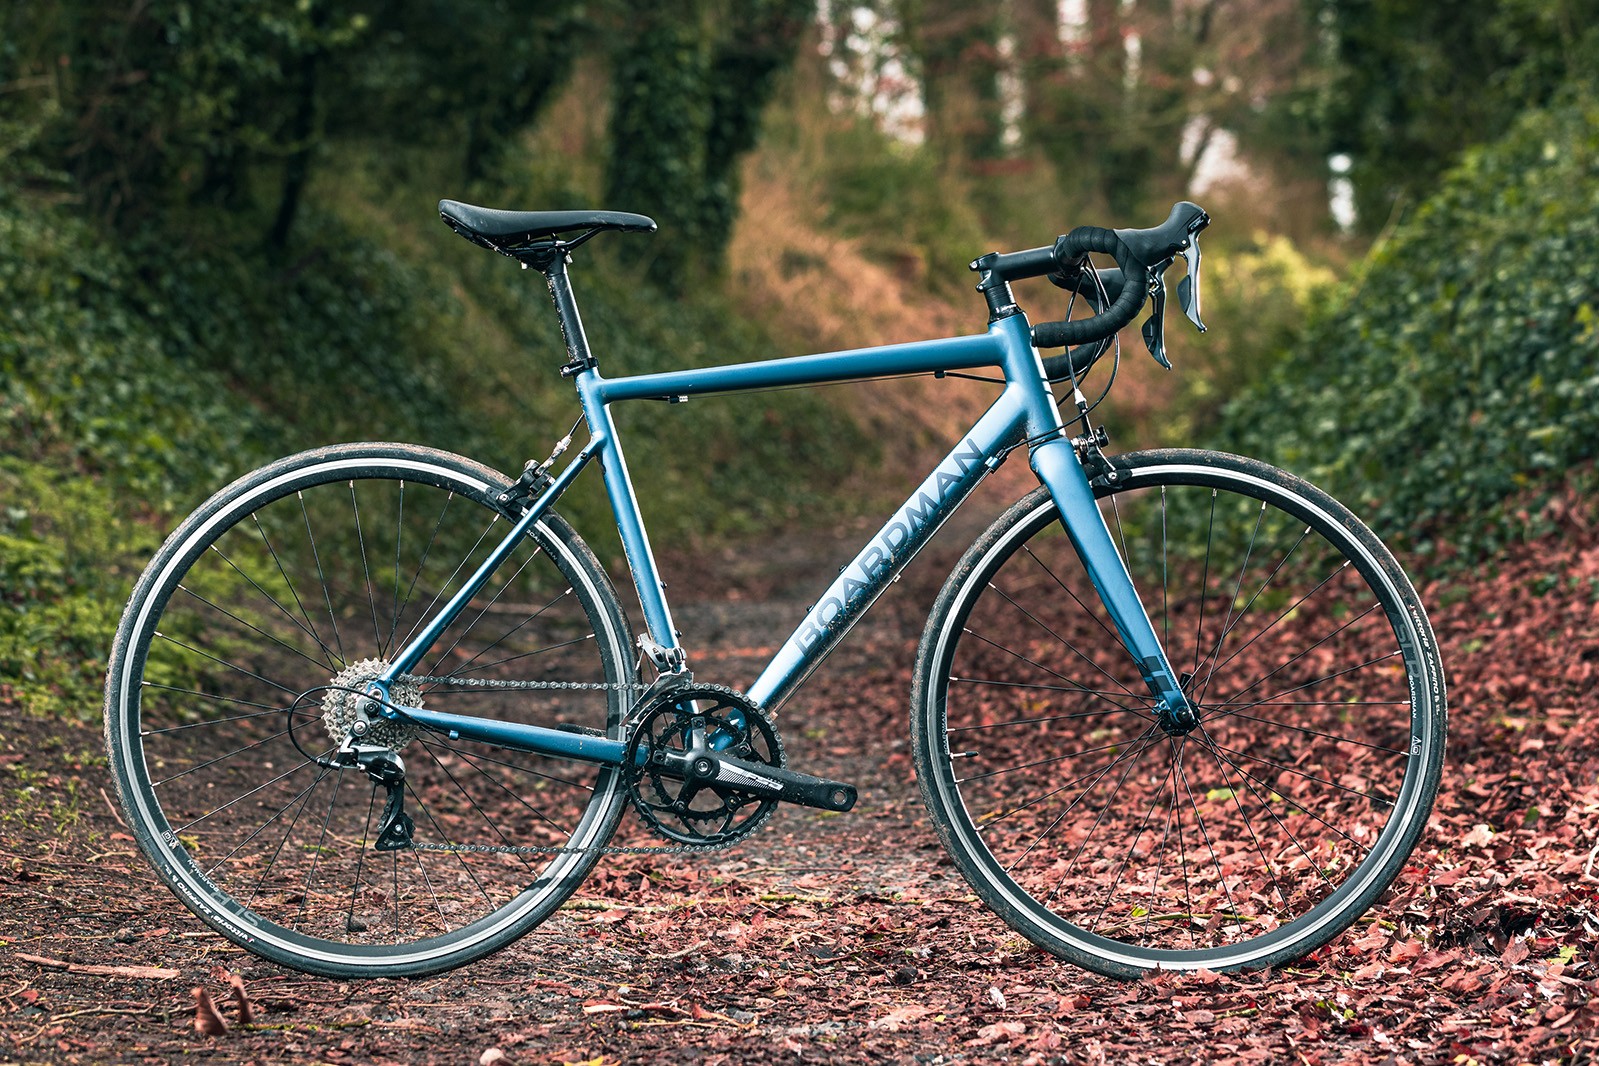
[1155,697,1201,737]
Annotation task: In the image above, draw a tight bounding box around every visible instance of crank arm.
[654,751,857,812]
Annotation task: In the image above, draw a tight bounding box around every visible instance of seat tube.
[575,372,679,651]
[994,314,1189,713]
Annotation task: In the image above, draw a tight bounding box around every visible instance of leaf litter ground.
[2,495,1598,1065]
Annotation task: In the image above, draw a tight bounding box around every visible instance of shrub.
[1217,89,1599,562]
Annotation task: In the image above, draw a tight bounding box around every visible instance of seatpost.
[529,249,596,376]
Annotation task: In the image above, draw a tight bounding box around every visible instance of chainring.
[623,684,784,847]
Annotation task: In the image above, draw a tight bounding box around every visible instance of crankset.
[624,684,856,847]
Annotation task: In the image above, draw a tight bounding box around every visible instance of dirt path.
[3,486,1599,1064]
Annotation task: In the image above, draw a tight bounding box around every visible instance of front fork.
[1029,433,1193,724]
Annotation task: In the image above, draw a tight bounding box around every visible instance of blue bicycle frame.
[370,310,1190,766]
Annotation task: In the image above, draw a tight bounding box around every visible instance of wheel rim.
[929,461,1440,970]
[112,456,630,970]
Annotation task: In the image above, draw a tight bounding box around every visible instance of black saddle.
[438,199,656,256]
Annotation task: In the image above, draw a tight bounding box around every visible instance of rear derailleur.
[330,742,414,851]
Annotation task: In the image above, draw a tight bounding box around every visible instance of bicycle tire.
[104,443,636,978]
[912,449,1445,977]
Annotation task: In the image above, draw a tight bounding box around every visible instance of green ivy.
[1217,87,1599,564]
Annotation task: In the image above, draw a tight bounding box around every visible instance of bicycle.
[103,197,1446,980]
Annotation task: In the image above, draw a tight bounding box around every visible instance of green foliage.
[1321,0,1599,229]
[813,119,984,294]
[0,458,157,719]
[1161,232,1338,442]
[1218,89,1599,561]
[605,0,811,288]
[0,1,583,241]
[605,1,713,286]
[0,189,278,503]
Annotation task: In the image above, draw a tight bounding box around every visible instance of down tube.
[748,393,1029,712]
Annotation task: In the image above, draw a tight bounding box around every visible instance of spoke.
[394,512,500,656]
[1196,728,1337,896]
[350,481,385,654]
[295,764,346,929]
[1108,492,1133,574]
[407,838,449,934]
[960,627,1151,719]
[178,755,325,836]
[414,744,538,868]
[987,582,1143,699]
[1191,500,1267,704]
[960,733,1152,786]
[245,762,334,910]
[1173,742,1246,930]
[1160,487,1170,653]
[393,491,454,650]
[950,675,1156,702]
[980,726,1162,831]
[1090,735,1177,934]
[425,556,562,680]
[1044,728,1168,903]
[1196,733,1363,851]
[1022,544,1132,667]
[176,583,336,677]
[1211,601,1382,706]
[1204,562,1355,687]
[212,536,337,671]
[140,681,282,711]
[151,724,297,787]
[1190,489,1218,681]
[441,584,572,674]
[426,535,544,677]
[1143,745,1182,943]
[152,632,299,697]
[418,736,596,794]
[1204,737,1395,812]
[144,706,297,736]
[1195,524,1312,706]
[442,633,596,681]
[1193,734,1294,911]
[1217,650,1403,713]
[404,781,495,914]
[387,481,406,656]
[199,758,328,875]
[1172,742,1196,947]
[1203,707,1408,755]
[348,784,379,934]
[947,699,1149,734]
[299,491,347,665]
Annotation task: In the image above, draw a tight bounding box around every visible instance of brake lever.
[1178,234,1206,333]
[1141,266,1172,369]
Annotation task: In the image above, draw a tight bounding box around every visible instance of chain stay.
[397,673,727,856]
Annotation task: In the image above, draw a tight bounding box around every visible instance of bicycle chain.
[401,674,643,692]
[395,674,736,857]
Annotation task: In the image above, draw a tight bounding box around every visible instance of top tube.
[590,331,1009,404]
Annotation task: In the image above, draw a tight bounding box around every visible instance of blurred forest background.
[1,0,1596,719]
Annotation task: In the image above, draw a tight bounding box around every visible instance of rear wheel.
[912,449,1445,976]
[105,443,635,977]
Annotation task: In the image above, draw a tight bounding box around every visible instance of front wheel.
[104,443,636,978]
[912,449,1445,977]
